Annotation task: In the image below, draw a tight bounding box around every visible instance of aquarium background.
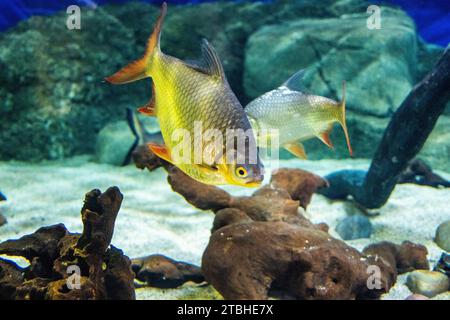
[0,0,449,300]
[0,0,449,168]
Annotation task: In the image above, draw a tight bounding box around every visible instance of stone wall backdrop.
[0,0,448,169]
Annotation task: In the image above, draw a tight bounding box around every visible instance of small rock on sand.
[406,270,450,298]
[435,220,450,251]
[335,215,373,240]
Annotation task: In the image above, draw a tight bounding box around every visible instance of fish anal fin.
[318,128,334,149]
[148,143,172,164]
[284,142,307,160]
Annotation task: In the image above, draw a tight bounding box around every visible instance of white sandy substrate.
[0,156,448,300]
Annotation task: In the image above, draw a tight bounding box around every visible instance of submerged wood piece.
[131,254,204,288]
[319,48,450,208]
[398,158,450,188]
[0,187,135,300]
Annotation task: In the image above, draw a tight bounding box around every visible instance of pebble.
[435,220,450,251]
[405,294,429,300]
[0,213,6,227]
[335,215,373,240]
[406,270,450,298]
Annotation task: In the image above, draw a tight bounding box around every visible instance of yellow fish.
[245,69,353,159]
[106,3,264,187]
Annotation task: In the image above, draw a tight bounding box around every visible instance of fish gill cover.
[0,0,449,46]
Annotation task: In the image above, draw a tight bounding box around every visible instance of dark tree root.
[0,187,135,300]
[319,48,450,209]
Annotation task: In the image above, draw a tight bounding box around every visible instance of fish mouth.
[244,175,264,187]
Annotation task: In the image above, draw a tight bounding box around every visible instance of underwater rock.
[0,191,6,201]
[362,241,429,274]
[0,187,135,300]
[202,211,428,300]
[0,214,6,227]
[270,168,329,209]
[435,220,450,252]
[418,115,450,172]
[335,215,373,240]
[94,121,135,166]
[0,6,147,161]
[398,158,450,188]
[131,254,204,289]
[406,270,450,298]
[0,258,24,300]
[434,253,450,278]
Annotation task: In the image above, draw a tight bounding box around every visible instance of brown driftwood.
[319,47,450,208]
[0,187,135,300]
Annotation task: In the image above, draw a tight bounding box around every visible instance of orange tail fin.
[105,2,168,84]
[338,81,353,157]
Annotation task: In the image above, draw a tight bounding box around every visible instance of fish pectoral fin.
[148,143,173,164]
[284,142,307,160]
[138,82,156,116]
[317,130,334,149]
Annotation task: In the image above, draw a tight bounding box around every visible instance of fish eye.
[235,166,248,178]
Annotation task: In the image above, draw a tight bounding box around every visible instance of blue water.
[0,0,449,47]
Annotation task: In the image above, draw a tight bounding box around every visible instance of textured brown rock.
[202,204,428,300]
[131,254,204,288]
[202,217,411,300]
[270,168,329,209]
[362,241,429,274]
[0,187,135,300]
